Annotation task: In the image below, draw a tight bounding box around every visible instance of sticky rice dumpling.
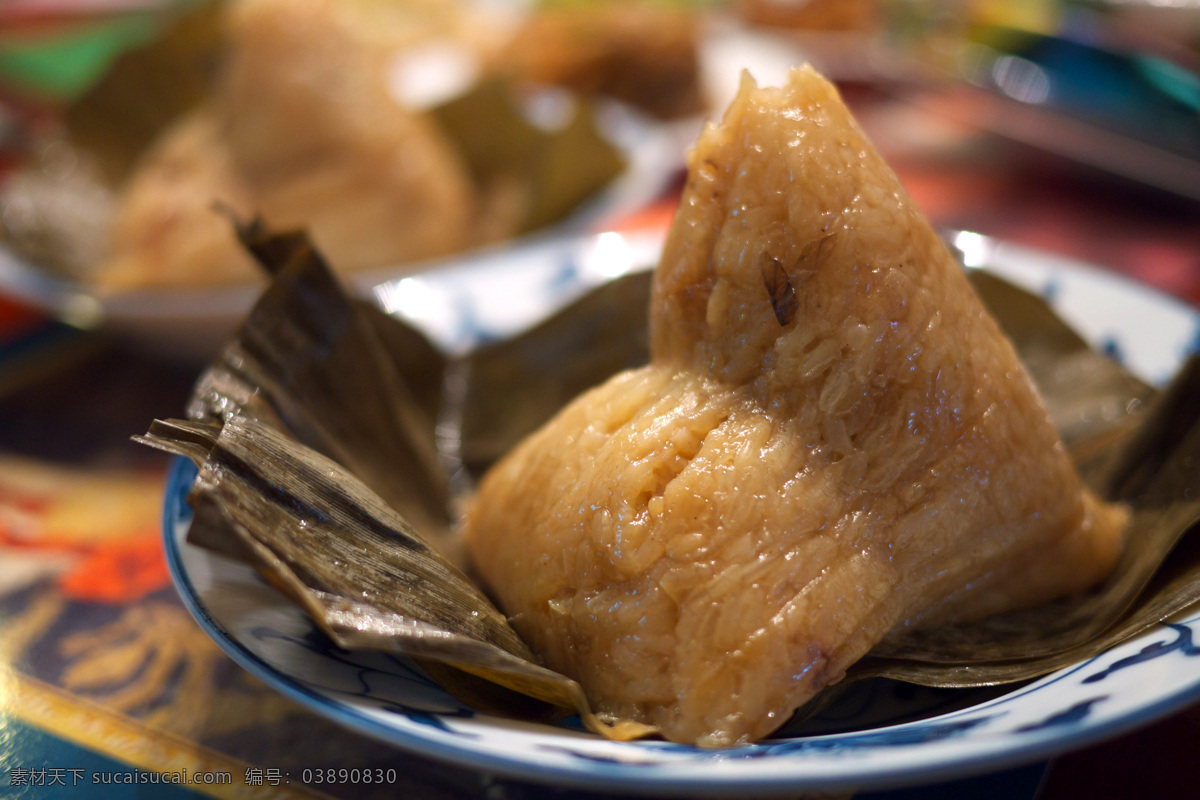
[462,66,1126,747]
[98,0,484,290]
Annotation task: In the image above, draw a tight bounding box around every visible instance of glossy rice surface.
[464,66,1125,747]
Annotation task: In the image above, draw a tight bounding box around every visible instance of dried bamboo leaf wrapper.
[458,270,653,476]
[862,509,1200,673]
[1103,354,1200,506]
[137,415,652,740]
[864,355,1200,669]
[965,271,1154,474]
[63,1,227,187]
[848,279,1185,670]
[143,418,488,641]
[186,226,453,548]
[430,78,626,236]
[851,272,1182,676]
[850,515,1200,690]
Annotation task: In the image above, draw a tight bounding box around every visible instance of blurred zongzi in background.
[1,0,706,291]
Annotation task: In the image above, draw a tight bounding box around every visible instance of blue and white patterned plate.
[163,229,1200,795]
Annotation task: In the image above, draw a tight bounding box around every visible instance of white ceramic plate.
[162,230,1200,795]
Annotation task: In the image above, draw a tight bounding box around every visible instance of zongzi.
[462,66,1127,748]
[99,0,481,290]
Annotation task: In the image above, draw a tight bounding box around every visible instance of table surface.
[2,54,1200,800]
